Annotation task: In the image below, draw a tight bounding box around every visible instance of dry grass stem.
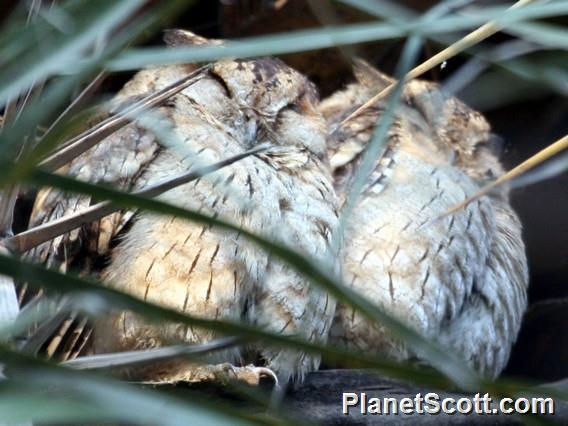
[334,0,536,133]
[61,337,242,370]
[41,71,107,144]
[439,133,568,218]
[39,66,208,171]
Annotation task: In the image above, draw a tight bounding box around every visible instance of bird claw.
[141,363,279,387]
[213,363,279,387]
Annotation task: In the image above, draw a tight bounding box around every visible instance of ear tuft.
[163,29,224,47]
[352,58,394,89]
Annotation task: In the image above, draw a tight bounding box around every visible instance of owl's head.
[402,79,504,183]
[210,58,327,159]
[163,29,327,159]
[320,60,507,187]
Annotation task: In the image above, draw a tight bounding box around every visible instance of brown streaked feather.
[24,32,339,384]
[321,61,528,378]
[24,63,208,360]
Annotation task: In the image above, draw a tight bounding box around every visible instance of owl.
[28,30,338,383]
[319,61,528,378]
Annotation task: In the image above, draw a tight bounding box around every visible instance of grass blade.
[0,0,145,107]
[37,66,208,172]
[506,21,568,49]
[0,347,255,426]
[0,250,460,389]
[439,133,568,218]
[6,144,269,254]
[40,70,107,143]
[0,275,19,326]
[334,0,537,130]
[2,249,568,409]
[61,337,243,370]
[16,169,482,387]
[106,1,568,72]
[331,34,420,250]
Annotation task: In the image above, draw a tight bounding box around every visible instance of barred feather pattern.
[28,53,339,382]
[320,62,528,378]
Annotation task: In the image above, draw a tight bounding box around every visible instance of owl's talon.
[212,364,279,387]
[248,365,279,387]
[139,362,279,386]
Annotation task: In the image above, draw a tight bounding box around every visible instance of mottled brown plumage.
[320,61,528,378]
[29,31,339,383]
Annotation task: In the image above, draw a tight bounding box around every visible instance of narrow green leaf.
[106,2,568,71]
[0,1,194,175]
[333,34,422,250]
[0,347,255,426]
[0,249,468,393]
[7,144,268,255]
[506,21,568,49]
[0,235,565,404]
[0,0,145,106]
[19,169,480,387]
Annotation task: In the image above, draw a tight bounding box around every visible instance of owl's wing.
[22,64,200,359]
[31,64,209,269]
[332,139,496,354]
[438,200,528,377]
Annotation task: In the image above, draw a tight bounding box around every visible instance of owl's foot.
[142,362,279,387]
[190,363,279,387]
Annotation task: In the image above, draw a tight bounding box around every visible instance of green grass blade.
[0,1,194,173]
[6,145,269,254]
[0,250,459,389]
[1,238,566,403]
[506,21,568,48]
[0,0,145,107]
[0,347,256,425]
[16,168,480,387]
[106,2,568,71]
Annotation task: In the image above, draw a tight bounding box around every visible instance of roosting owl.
[27,30,339,383]
[320,61,528,378]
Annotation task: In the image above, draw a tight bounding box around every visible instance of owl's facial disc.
[211,58,327,157]
[211,58,312,115]
[402,80,495,172]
